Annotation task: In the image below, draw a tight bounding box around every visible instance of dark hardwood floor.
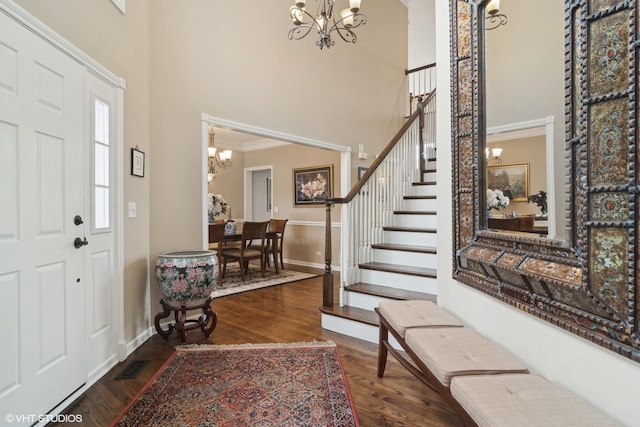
[52,266,462,426]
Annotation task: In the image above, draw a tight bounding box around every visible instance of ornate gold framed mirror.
[451,0,639,362]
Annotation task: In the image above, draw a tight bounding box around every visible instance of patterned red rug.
[111,341,359,427]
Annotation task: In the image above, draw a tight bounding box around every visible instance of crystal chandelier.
[288,0,366,50]
[207,129,232,182]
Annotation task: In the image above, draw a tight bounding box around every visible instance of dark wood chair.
[222,221,269,281]
[208,222,227,284]
[266,219,288,270]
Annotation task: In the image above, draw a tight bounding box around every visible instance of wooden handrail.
[326,90,435,206]
[321,90,435,307]
[405,62,436,75]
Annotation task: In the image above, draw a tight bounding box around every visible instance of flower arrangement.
[487,189,510,210]
[207,193,229,218]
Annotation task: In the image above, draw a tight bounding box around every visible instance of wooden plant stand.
[154,298,217,343]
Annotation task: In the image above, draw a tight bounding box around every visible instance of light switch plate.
[128,202,137,218]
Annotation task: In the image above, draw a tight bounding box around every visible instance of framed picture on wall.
[358,167,368,195]
[487,163,529,201]
[293,164,333,206]
[358,167,367,180]
[131,147,145,177]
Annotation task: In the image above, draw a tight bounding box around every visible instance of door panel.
[85,73,118,377]
[0,10,86,416]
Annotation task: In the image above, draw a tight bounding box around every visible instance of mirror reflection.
[483,0,565,240]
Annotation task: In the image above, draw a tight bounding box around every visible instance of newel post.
[418,100,426,174]
[322,199,334,308]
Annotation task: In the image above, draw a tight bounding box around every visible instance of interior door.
[0,11,86,416]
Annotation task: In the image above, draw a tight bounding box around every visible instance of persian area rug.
[111,341,359,427]
[212,264,317,298]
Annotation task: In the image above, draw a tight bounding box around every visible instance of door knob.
[74,237,89,249]
[74,215,84,225]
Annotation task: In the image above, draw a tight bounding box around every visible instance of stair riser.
[344,292,398,311]
[358,269,438,294]
[321,314,402,348]
[411,185,437,196]
[422,171,436,181]
[403,199,437,210]
[384,230,437,246]
[321,314,380,345]
[394,215,437,228]
[372,249,437,268]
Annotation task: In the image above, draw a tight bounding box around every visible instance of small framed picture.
[357,167,368,180]
[357,167,368,195]
[131,148,145,177]
[293,164,333,206]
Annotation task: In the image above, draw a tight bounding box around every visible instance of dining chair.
[265,219,288,270]
[222,221,269,281]
[208,222,227,284]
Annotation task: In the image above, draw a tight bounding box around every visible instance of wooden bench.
[376,300,619,427]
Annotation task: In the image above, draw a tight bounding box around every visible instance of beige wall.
[147,1,407,319]
[15,0,152,341]
[15,0,407,342]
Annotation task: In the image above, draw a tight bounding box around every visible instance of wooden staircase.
[320,159,438,343]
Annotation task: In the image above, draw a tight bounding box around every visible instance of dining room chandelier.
[207,129,232,182]
[288,0,366,50]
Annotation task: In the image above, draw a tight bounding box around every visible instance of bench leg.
[377,318,389,378]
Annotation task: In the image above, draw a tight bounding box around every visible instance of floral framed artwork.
[487,163,529,201]
[293,164,333,206]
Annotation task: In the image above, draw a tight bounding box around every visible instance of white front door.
[0,11,86,417]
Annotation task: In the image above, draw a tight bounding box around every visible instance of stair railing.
[322,91,437,308]
[407,62,436,115]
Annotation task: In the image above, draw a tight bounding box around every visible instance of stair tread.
[404,195,436,200]
[384,226,436,233]
[359,262,437,278]
[413,181,436,186]
[371,243,436,254]
[393,210,436,215]
[320,305,379,326]
[345,283,437,302]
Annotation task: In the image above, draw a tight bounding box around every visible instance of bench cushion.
[405,327,528,387]
[450,373,619,427]
[377,300,463,338]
